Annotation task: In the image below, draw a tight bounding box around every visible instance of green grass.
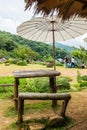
[4,101,57,117]
[0,76,72,99]
[8,116,74,130]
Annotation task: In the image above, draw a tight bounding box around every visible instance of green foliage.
[46,56,53,62]
[24,78,49,93]
[34,61,46,65]
[0,75,71,99]
[56,62,64,66]
[0,31,70,62]
[77,71,87,88]
[72,47,87,66]
[0,76,14,84]
[56,77,70,90]
[8,58,19,64]
[0,76,14,98]
[4,106,17,117]
[61,76,72,82]
[80,81,87,87]
[16,60,27,66]
[80,75,87,81]
[77,70,81,83]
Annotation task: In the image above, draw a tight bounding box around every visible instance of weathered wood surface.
[19,92,71,100]
[14,78,19,110]
[13,70,61,78]
[18,92,71,127]
[13,70,61,110]
[0,84,14,87]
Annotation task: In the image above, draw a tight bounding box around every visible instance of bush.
[80,75,87,81]
[9,58,19,64]
[77,71,87,88]
[56,77,70,90]
[16,60,27,66]
[56,62,63,66]
[80,80,87,87]
[24,78,50,93]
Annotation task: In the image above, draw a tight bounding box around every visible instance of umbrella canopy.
[17,16,87,70]
[84,38,87,42]
[24,0,87,20]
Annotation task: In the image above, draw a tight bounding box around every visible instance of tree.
[14,45,39,61]
[72,47,87,65]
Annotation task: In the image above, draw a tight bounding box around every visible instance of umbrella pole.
[51,21,58,106]
[51,20,56,70]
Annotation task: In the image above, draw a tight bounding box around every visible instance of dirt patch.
[0,64,87,77]
[67,90,87,130]
[0,90,87,130]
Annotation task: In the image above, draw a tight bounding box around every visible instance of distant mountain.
[0,31,71,60]
[48,42,75,52]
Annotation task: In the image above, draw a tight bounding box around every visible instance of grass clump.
[77,71,87,88]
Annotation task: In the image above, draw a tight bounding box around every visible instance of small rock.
[47,115,65,127]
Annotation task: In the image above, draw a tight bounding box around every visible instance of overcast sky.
[0,0,34,34]
[0,0,87,48]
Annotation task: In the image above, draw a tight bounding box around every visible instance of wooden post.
[18,99,24,130]
[14,78,19,110]
[49,76,57,107]
[61,99,70,117]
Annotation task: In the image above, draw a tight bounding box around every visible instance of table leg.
[49,76,57,107]
[14,78,19,110]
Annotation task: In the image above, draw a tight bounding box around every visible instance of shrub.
[80,75,87,81]
[25,78,50,93]
[56,77,70,90]
[16,60,27,66]
[80,81,87,87]
[9,58,19,64]
[77,71,87,88]
[56,62,63,66]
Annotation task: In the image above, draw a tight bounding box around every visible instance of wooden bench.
[18,92,71,125]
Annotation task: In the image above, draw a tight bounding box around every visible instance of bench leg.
[14,78,19,110]
[49,77,57,107]
[18,99,24,128]
[61,99,70,117]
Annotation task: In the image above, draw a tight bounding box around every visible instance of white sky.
[0,0,87,48]
[0,0,34,34]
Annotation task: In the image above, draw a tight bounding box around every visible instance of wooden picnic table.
[13,70,61,110]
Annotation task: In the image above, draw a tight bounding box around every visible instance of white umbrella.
[17,15,87,70]
[84,38,87,42]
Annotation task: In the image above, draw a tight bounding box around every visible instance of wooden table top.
[13,70,61,78]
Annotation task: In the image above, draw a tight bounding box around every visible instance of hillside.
[0,31,74,52]
[0,31,71,60]
[49,42,74,52]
